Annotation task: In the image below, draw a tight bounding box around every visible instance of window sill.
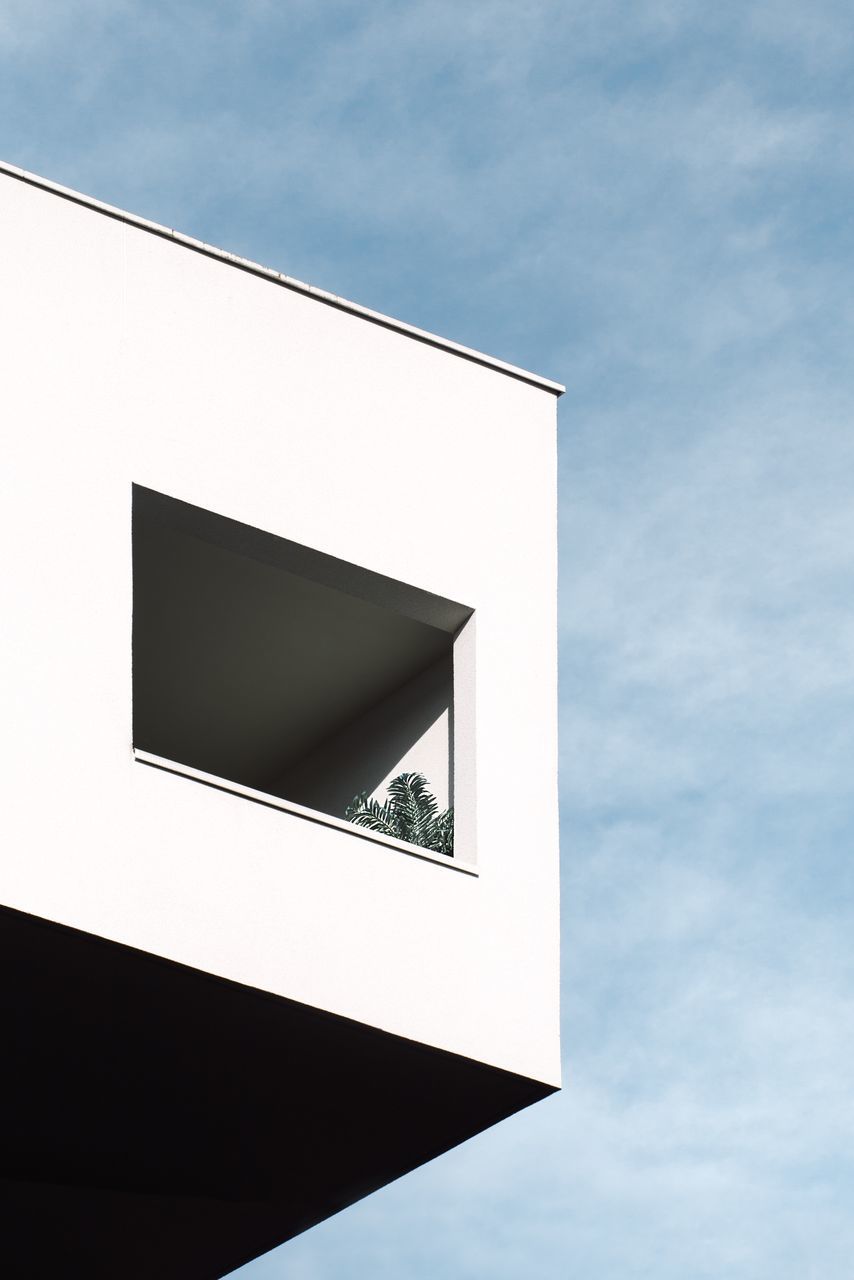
[132,749,478,877]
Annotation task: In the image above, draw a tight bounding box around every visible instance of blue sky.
[4,2,854,1275]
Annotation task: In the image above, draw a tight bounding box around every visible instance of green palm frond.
[387,772,437,846]
[346,773,453,857]
[344,791,398,840]
[433,806,454,857]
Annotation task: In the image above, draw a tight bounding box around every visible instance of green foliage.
[345,772,454,857]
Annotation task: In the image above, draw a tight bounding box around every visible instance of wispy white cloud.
[0,0,102,52]
[560,389,854,822]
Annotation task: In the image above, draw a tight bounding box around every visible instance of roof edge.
[0,161,565,397]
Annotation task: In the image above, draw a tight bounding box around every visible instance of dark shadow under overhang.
[0,906,555,1278]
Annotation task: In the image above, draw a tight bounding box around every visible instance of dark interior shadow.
[273,653,452,818]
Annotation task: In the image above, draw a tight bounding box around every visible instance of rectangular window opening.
[132,485,475,867]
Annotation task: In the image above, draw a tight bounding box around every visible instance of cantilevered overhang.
[0,906,555,1279]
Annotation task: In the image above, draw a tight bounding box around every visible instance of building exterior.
[0,161,564,1278]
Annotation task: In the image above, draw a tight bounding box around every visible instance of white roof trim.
[0,160,565,397]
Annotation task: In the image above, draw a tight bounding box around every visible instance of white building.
[0,161,564,1278]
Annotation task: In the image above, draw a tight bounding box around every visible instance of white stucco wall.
[0,167,561,1087]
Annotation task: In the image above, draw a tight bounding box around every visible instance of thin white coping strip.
[133,748,479,877]
[0,160,565,398]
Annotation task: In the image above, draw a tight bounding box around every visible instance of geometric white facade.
[0,160,563,1275]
